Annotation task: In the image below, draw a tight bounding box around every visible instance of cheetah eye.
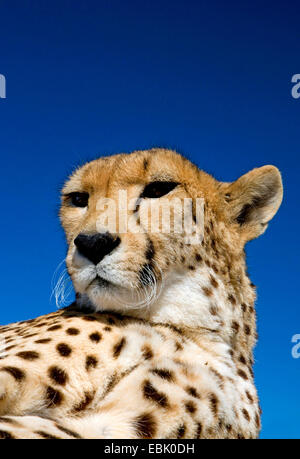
[142,181,178,199]
[67,192,89,208]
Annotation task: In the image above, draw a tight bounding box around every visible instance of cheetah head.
[60,149,282,330]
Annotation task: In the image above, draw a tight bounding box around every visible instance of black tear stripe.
[139,238,156,286]
[145,238,155,261]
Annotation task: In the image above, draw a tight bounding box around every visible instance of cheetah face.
[60,148,283,316]
[60,149,203,312]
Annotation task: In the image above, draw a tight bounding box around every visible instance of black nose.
[74,232,121,265]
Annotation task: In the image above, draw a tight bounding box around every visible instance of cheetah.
[0,148,283,439]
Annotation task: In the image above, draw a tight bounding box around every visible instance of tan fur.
[0,149,283,439]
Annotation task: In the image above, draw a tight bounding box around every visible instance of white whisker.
[50,259,74,308]
[109,260,164,311]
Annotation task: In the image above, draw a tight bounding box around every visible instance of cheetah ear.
[223,165,283,241]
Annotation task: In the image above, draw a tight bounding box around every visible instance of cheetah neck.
[125,266,257,360]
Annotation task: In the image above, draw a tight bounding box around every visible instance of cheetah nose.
[74,232,121,265]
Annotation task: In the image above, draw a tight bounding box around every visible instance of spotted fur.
[0,148,283,439]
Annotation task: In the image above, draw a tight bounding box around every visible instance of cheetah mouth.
[92,275,111,288]
[90,274,125,292]
[83,268,163,312]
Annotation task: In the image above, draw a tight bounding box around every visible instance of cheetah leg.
[0,415,82,439]
[0,411,137,439]
[0,369,48,417]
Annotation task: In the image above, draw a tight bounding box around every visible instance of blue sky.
[0,0,299,439]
